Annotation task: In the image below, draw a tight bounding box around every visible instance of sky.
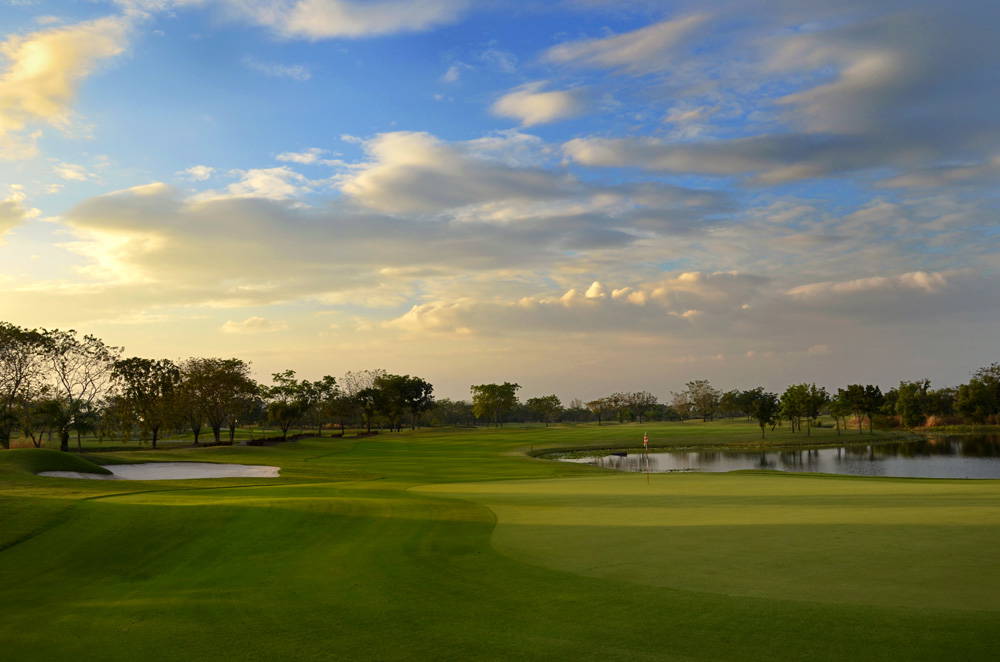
[0,0,998,400]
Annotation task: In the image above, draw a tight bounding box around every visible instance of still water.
[555,436,1000,479]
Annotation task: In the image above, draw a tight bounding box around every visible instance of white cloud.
[543,14,708,74]
[0,15,131,139]
[276,147,328,164]
[242,56,311,81]
[221,0,467,40]
[440,62,469,83]
[221,316,289,334]
[492,82,588,127]
[340,131,575,213]
[180,165,215,181]
[202,167,312,201]
[53,162,94,181]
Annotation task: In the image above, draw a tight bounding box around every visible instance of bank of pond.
[551,434,1000,479]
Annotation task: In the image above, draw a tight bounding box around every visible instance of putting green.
[2,425,1000,661]
[419,473,1000,610]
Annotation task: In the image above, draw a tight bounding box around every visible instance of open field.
[2,423,999,660]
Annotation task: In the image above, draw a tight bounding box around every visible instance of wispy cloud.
[242,56,311,81]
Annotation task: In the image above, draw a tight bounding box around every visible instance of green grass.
[1,422,998,660]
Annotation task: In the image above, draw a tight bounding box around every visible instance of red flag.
[643,433,649,448]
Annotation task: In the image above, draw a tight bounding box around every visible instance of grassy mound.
[0,448,112,476]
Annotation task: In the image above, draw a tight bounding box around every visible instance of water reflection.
[558,435,1000,479]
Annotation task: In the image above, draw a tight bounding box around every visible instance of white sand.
[39,462,280,481]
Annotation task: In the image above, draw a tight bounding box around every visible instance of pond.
[552,435,1000,479]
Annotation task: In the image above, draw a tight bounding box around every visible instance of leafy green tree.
[305,375,339,436]
[839,384,883,434]
[526,394,562,426]
[744,388,780,439]
[894,379,931,428]
[780,384,808,433]
[112,357,181,449]
[783,383,829,436]
[956,363,1000,423]
[470,382,520,427]
[180,358,258,443]
[828,393,851,435]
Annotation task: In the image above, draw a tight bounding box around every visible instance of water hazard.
[554,435,1000,479]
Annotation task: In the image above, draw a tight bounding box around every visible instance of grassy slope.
[0,423,998,661]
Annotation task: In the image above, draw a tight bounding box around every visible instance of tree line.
[0,323,435,449]
[2,322,999,449]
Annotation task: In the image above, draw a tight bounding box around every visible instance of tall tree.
[42,329,121,452]
[112,357,181,449]
[839,384,883,434]
[956,363,1000,424]
[305,375,339,436]
[894,379,932,428]
[180,358,258,443]
[470,382,520,427]
[264,370,313,441]
[0,323,50,449]
[780,384,808,433]
[744,387,780,439]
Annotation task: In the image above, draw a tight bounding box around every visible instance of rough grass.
[1,422,998,661]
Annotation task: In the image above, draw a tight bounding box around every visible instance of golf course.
[2,423,1000,660]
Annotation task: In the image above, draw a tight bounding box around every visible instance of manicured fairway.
[2,424,999,661]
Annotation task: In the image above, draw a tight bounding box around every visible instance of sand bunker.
[40,462,280,481]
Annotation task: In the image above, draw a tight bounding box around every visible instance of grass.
[1,422,998,660]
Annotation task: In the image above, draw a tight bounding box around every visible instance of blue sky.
[1,0,998,399]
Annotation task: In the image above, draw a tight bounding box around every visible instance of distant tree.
[526,394,562,426]
[894,379,932,428]
[112,357,182,449]
[828,392,851,435]
[180,358,257,443]
[925,387,956,420]
[354,387,382,433]
[802,384,830,436]
[781,384,829,435]
[470,382,521,427]
[626,391,658,423]
[718,389,744,420]
[427,398,475,426]
[744,388,780,439]
[264,370,313,440]
[42,329,122,451]
[585,398,613,425]
[16,389,61,448]
[305,375,339,436]
[780,384,808,433]
[839,384,883,434]
[670,391,693,421]
[683,380,721,421]
[0,323,50,449]
[956,363,1000,424]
